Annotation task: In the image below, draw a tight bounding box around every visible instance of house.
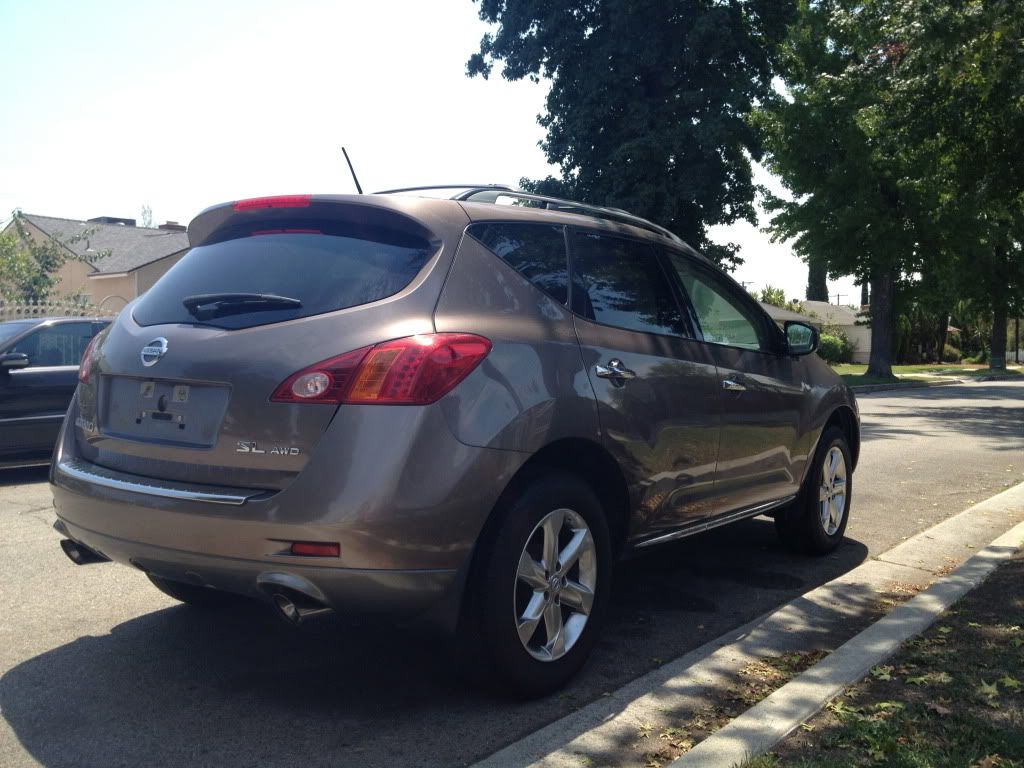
[4,214,190,311]
[759,300,872,364]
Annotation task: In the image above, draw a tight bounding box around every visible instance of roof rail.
[373,184,515,195]
[374,184,682,244]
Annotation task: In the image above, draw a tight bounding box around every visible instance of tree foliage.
[0,212,105,302]
[468,0,795,268]
[756,0,1024,375]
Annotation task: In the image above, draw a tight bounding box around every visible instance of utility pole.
[831,293,846,305]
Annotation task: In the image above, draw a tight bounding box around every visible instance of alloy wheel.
[514,508,597,662]
[818,445,847,536]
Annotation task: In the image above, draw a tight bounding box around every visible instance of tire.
[147,574,246,609]
[775,426,852,555]
[459,471,613,698]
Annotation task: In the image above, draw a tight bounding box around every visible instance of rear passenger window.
[467,223,569,304]
[570,232,687,337]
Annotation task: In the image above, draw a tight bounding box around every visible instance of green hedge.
[818,333,854,364]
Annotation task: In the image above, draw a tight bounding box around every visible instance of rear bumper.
[54,513,460,628]
[50,395,531,632]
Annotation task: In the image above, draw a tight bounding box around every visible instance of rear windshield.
[133,229,435,330]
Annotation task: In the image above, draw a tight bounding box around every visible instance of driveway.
[1,381,1021,768]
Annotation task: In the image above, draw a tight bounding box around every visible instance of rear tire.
[459,471,612,698]
[147,574,247,609]
[775,426,852,555]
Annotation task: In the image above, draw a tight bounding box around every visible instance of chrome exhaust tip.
[270,591,333,625]
[59,538,111,565]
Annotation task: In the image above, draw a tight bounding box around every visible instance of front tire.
[775,426,852,555]
[460,471,612,697]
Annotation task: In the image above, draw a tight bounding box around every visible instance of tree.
[0,211,106,302]
[468,0,796,268]
[754,0,955,379]
[140,204,153,229]
[806,258,828,301]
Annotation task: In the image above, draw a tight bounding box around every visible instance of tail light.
[78,333,103,384]
[271,333,491,405]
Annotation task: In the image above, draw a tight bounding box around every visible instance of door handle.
[722,379,747,392]
[594,359,637,380]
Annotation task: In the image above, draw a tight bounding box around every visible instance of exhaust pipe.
[257,571,333,625]
[60,538,111,565]
[271,591,333,625]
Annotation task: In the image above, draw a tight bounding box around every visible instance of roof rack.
[372,184,515,195]
[373,184,680,244]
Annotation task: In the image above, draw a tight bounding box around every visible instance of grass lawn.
[743,552,1024,768]
[832,363,1022,387]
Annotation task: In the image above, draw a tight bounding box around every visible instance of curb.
[672,517,1024,767]
[474,481,1024,768]
[850,373,1020,394]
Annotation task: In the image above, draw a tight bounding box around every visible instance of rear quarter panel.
[433,233,599,452]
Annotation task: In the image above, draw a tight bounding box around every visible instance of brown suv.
[51,185,859,695]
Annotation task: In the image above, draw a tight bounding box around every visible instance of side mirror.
[0,352,30,370]
[784,321,819,356]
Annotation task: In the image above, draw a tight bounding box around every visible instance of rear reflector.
[271,333,491,405]
[289,542,340,557]
[233,195,312,211]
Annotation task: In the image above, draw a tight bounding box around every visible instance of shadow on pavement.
[0,465,49,487]
[1,518,868,768]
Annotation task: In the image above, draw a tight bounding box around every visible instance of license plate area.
[100,376,230,448]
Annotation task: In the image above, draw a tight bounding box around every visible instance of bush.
[818,333,853,364]
[942,344,962,363]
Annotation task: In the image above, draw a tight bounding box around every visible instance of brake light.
[78,333,102,384]
[271,333,491,405]
[233,195,312,211]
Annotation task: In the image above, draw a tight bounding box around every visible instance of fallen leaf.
[926,702,952,717]
[977,680,1000,699]
[870,665,893,681]
[999,675,1021,691]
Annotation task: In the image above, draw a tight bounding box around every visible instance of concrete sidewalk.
[475,481,1024,768]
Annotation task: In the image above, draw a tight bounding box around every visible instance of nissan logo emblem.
[140,337,169,367]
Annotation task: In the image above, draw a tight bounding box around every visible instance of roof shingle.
[18,214,189,274]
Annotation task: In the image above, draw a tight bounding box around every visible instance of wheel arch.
[823,405,860,470]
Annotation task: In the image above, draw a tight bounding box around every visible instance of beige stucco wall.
[88,275,133,311]
[845,324,872,364]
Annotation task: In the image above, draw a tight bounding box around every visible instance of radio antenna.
[341,147,364,194]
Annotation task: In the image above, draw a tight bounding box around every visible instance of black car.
[0,317,110,467]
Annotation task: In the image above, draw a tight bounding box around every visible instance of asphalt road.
[1,381,1021,768]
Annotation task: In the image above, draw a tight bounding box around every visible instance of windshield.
[0,321,36,347]
[132,229,435,330]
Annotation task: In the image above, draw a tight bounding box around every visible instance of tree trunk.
[860,281,869,308]
[866,268,896,379]
[990,300,1007,371]
[806,259,828,301]
[936,311,949,363]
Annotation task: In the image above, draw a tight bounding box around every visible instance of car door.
[663,250,806,515]
[0,321,94,461]
[570,230,722,543]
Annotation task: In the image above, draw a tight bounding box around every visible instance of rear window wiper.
[182,292,303,320]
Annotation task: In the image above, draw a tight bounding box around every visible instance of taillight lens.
[271,333,491,405]
[78,333,102,384]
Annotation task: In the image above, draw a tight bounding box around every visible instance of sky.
[0,0,858,304]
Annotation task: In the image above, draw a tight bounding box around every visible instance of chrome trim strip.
[635,495,796,549]
[56,458,256,506]
[0,413,66,424]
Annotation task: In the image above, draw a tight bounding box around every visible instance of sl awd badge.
[236,441,301,456]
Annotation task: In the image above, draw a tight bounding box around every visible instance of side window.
[467,222,569,305]
[570,232,687,337]
[11,322,93,367]
[666,252,769,351]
